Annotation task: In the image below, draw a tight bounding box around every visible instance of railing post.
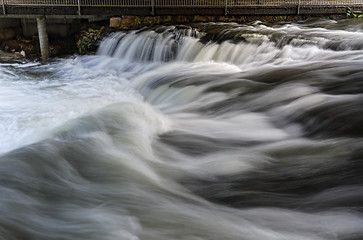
[297,0,301,14]
[151,0,155,16]
[225,0,228,16]
[2,0,5,15]
[77,0,81,15]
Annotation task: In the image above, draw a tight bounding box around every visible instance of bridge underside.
[0,5,357,18]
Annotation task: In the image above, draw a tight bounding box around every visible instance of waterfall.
[1,19,363,240]
[97,21,363,66]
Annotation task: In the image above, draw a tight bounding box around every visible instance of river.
[1,18,363,240]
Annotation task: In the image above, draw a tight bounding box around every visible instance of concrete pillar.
[36,17,49,60]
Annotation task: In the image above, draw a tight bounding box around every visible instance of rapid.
[1,19,363,240]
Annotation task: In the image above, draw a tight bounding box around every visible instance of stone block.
[110,17,122,28]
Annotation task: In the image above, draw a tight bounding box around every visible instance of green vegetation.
[76,26,105,55]
[347,7,363,18]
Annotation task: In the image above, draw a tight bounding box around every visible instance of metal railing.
[1,0,362,16]
[2,0,363,6]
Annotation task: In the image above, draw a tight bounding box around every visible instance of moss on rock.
[75,25,106,55]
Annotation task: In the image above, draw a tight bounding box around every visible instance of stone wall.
[108,14,339,30]
[0,18,21,28]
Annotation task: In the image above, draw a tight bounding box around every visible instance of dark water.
[1,19,363,240]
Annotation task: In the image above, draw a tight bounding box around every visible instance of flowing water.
[1,19,363,240]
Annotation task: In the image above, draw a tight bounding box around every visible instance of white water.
[1,19,363,240]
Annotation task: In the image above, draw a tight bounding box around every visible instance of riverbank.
[0,14,348,59]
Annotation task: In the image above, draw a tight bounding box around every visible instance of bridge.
[1,0,363,18]
[1,0,362,59]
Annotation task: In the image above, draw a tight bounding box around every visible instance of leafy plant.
[347,7,363,18]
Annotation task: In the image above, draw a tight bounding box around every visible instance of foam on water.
[1,19,363,240]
